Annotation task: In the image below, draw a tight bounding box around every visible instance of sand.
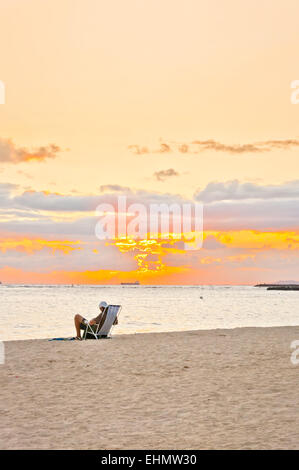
[1,326,299,449]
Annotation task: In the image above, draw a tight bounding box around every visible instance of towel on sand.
[48,337,77,341]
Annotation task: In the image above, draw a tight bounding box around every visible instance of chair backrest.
[96,304,121,336]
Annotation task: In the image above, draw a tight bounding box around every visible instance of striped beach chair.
[82,304,122,340]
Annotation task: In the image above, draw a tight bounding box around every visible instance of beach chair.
[82,304,122,340]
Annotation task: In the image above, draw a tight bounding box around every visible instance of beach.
[1,326,299,450]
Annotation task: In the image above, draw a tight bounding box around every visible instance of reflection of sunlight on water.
[0,285,299,340]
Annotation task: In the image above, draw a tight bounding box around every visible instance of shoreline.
[1,325,299,449]
[3,323,299,343]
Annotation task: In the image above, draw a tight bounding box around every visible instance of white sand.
[1,326,299,449]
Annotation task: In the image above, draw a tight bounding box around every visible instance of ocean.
[1,284,298,341]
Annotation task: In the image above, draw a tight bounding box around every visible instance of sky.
[0,0,299,284]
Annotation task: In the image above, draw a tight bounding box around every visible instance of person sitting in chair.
[74,300,118,340]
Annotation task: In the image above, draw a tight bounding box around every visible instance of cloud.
[195,180,299,203]
[128,138,299,155]
[0,182,18,194]
[128,142,171,154]
[0,240,137,273]
[2,178,299,282]
[154,168,179,181]
[128,145,149,155]
[203,199,299,231]
[99,184,132,192]
[191,139,299,154]
[193,180,299,231]
[11,187,187,212]
[1,180,299,238]
[0,138,61,163]
[0,183,191,239]
[202,235,226,250]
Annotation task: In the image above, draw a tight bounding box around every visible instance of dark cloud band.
[129,138,299,155]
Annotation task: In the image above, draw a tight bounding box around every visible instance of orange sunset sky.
[0,0,299,284]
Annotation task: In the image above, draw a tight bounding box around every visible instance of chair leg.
[86,324,99,340]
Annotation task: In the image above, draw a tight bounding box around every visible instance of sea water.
[0,284,298,340]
